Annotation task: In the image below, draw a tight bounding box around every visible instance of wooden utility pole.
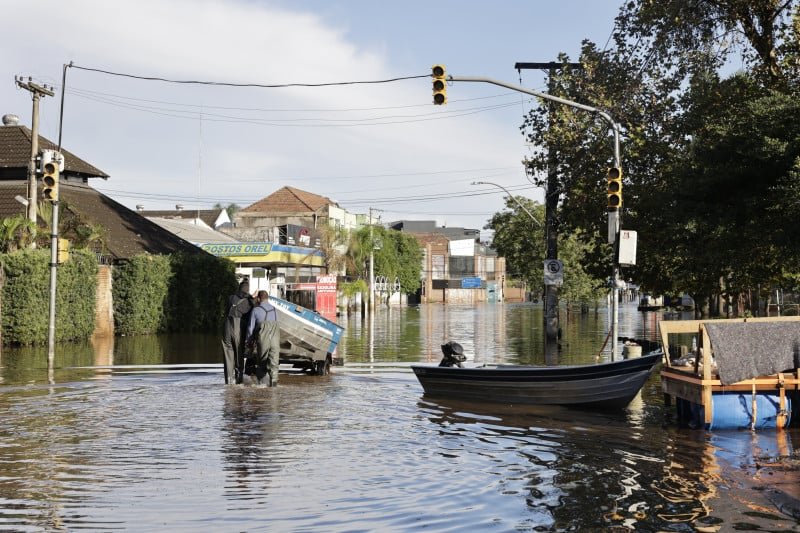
[515,62,582,362]
[15,76,54,233]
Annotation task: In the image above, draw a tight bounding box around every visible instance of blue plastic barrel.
[705,393,792,430]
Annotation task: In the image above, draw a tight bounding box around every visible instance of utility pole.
[444,72,623,360]
[515,62,582,362]
[15,76,54,234]
[369,207,375,312]
[368,207,383,312]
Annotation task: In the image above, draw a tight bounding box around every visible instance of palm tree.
[0,215,37,253]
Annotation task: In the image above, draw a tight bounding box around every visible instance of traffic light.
[432,64,447,105]
[57,238,70,264]
[41,154,60,202]
[607,166,622,209]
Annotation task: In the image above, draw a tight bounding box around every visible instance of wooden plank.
[662,370,800,387]
[661,378,703,404]
[701,325,712,380]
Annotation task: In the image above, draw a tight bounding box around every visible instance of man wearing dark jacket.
[221,281,254,384]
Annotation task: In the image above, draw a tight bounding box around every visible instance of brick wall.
[92,265,114,338]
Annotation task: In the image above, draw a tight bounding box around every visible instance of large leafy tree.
[518,0,800,316]
[345,226,423,296]
[484,196,546,287]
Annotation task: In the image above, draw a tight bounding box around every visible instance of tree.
[344,226,422,297]
[485,196,546,288]
[0,215,36,253]
[558,230,607,314]
[517,0,800,316]
[213,202,241,219]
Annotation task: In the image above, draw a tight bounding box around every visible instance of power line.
[69,90,525,127]
[95,182,538,207]
[65,85,523,112]
[72,63,428,88]
[237,166,520,182]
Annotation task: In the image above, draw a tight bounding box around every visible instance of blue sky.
[1,1,622,237]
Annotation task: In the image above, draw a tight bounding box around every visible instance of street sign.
[461,276,482,288]
[618,230,637,266]
[543,260,564,286]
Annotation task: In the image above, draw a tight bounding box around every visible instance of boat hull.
[411,353,661,409]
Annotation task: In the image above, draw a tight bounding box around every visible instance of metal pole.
[369,207,374,312]
[451,74,623,359]
[47,202,59,367]
[471,181,541,225]
[57,62,72,151]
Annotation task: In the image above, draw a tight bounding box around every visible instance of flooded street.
[0,302,798,531]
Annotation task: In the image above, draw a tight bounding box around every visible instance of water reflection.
[221,386,281,505]
[337,302,655,367]
[417,395,799,531]
[0,304,798,531]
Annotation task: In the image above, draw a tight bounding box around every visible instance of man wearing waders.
[246,290,280,386]
[222,281,254,384]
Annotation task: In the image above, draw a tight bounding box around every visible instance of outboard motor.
[439,341,466,368]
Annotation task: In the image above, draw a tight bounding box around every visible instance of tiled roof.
[241,186,338,214]
[0,180,203,260]
[0,125,109,178]
[138,208,226,228]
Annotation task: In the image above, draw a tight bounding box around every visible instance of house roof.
[389,219,481,240]
[138,208,228,228]
[0,125,109,178]
[147,217,238,244]
[241,186,338,214]
[0,180,203,260]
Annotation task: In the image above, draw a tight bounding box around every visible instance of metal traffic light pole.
[445,74,624,360]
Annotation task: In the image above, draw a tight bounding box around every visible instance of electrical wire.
[69,90,524,126]
[95,182,538,207]
[71,64,429,88]
[65,85,522,112]
[237,167,519,183]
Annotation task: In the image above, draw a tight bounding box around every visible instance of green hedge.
[166,253,237,332]
[112,254,172,335]
[1,249,238,343]
[112,252,236,335]
[1,248,97,345]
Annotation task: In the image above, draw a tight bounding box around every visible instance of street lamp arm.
[450,75,621,167]
[471,181,542,226]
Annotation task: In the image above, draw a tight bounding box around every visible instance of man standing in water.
[246,290,280,386]
[221,281,254,384]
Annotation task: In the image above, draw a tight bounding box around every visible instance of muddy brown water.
[0,302,798,531]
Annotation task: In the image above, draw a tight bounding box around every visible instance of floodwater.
[0,302,798,532]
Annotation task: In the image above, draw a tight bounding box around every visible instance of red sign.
[316,275,337,316]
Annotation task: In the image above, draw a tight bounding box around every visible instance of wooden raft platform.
[659,316,800,429]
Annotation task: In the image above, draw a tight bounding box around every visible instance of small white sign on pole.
[618,230,637,266]
[543,259,564,286]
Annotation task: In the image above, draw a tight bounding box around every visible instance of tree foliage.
[345,226,423,295]
[485,196,546,286]
[515,0,800,316]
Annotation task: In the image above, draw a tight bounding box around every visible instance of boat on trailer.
[268,296,344,375]
[411,342,661,409]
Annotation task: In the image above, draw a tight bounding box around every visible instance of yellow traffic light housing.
[57,238,70,264]
[607,166,622,209]
[42,159,60,202]
[432,64,447,105]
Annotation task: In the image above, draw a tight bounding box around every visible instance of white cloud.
[2,0,535,230]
